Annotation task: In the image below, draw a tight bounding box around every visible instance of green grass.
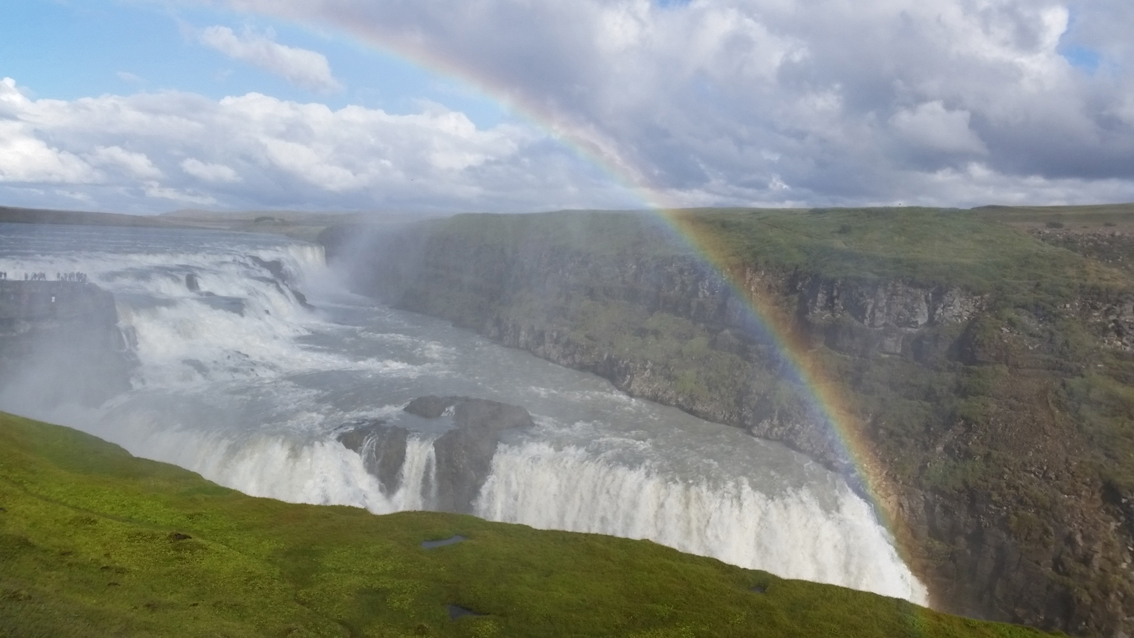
[421,211,687,257]
[678,207,1129,294]
[971,203,1134,228]
[418,207,1130,297]
[0,412,1056,637]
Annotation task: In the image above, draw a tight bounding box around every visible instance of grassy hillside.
[972,204,1134,231]
[0,412,1053,637]
[0,206,181,229]
[400,207,1130,297]
[0,204,432,242]
[677,207,1131,294]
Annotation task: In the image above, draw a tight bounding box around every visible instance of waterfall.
[0,222,929,610]
[474,441,928,604]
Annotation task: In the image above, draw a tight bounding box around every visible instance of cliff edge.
[0,280,135,408]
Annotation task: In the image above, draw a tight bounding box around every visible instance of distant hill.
[0,205,182,228]
[972,202,1134,231]
[0,205,442,242]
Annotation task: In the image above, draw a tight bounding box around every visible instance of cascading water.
[476,441,922,599]
[0,222,928,605]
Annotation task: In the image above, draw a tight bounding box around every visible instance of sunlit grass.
[0,412,1057,637]
[678,207,1129,293]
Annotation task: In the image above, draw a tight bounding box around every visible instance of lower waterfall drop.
[475,441,928,604]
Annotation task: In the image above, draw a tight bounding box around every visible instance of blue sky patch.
[0,0,510,128]
[1060,44,1102,74]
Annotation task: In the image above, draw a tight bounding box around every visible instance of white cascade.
[474,441,928,604]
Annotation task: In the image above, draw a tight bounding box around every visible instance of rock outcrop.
[336,396,535,512]
[336,419,409,494]
[0,281,135,408]
[249,255,313,309]
[321,215,1134,637]
[409,396,535,513]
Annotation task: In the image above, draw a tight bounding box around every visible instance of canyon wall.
[321,214,1134,637]
[0,281,135,408]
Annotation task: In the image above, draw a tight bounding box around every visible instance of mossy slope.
[0,412,1051,637]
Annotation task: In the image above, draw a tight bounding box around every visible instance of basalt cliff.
[321,208,1134,637]
[0,280,135,408]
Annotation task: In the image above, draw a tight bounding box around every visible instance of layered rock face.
[337,396,535,513]
[337,418,409,491]
[0,281,135,408]
[410,396,535,512]
[322,216,1134,637]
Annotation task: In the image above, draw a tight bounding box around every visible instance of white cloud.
[890,102,988,155]
[213,0,1134,207]
[200,26,342,93]
[0,123,98,184]
[117,71,143,84]
[57,189,94,203]
[181,158,241,183]
[8,0,1134,211]
[88,146,163,179]
[0,79,100,184]
[142,181,218,206]
[0,77,638,213]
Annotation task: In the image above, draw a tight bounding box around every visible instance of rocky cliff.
[336,396,535,512]
[0,281,135,408]
[321,209,1134,637]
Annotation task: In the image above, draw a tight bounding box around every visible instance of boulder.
[336,419,409,494]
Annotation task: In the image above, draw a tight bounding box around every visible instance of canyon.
[321,208,1134,636]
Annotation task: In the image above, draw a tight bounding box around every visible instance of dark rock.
[430,435,486,509]
[336,419,408,494]
[248,256,312,310]
[405,395,457,418]
[452,399,535,432]
[338,397,535,511]
[288,286,313,310]
[411,397,535,513]
[250,256,287,282]
[169,532,192,542]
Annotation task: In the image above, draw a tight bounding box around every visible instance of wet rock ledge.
[337,396,534,513]
[0,280,135,407]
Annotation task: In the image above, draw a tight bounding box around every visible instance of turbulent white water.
[477,442,923,598]
[0,222,928,604]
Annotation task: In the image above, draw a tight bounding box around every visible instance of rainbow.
[247,5,925,599]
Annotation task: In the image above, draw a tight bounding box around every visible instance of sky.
[1,0,1132,215]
